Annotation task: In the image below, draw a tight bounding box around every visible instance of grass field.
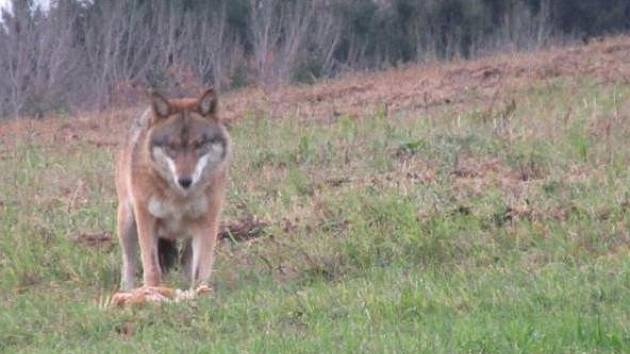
[1,41,630,352]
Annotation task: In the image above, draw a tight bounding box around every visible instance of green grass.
[1,77,629,353]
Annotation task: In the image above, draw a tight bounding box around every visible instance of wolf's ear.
[198,88,218,117]
[150,90,170,119]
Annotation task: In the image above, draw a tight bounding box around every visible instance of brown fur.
[115,89,230,291]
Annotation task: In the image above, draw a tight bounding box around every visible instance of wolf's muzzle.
[178,177,193,189]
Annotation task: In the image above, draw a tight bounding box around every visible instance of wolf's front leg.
[190,219,219,288]
[117,202,137,291]
[133,205,162,287]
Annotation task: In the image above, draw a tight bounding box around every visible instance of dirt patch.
[450,156,535,199]
[219,215,268,242]
[116,321,136,338]
[70,216,267,251]
[71,232,114,250]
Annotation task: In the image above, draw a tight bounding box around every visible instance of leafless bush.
[0,0,82,117]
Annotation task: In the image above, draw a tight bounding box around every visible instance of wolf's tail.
[158,239,178,274]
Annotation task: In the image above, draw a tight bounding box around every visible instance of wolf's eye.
[164,143,177,156]
[193,140,207,150]
[208,136,222,145]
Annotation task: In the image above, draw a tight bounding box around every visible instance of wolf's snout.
[178,177,193,189]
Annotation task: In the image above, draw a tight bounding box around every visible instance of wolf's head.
[147,88,229,194]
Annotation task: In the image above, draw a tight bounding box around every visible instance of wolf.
[115,88,230,291]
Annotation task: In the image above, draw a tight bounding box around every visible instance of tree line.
[1,0,628,118]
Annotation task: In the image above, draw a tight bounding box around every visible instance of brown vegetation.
[2,35,630,147]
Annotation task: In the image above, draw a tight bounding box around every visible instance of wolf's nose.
[178,177,193,189]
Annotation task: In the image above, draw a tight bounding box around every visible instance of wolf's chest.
[147,195,208,239]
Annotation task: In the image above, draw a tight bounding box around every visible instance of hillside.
[3,35,630,143]
[1,37,629,352]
